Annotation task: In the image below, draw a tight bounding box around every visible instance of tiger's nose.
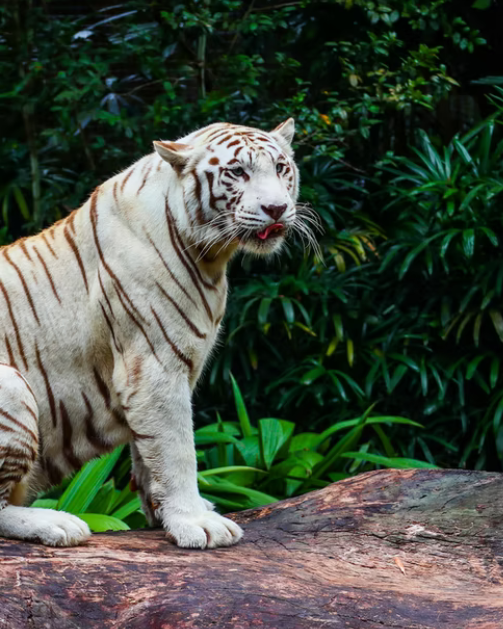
[261,204,287,221]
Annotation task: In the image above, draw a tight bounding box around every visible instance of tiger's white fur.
[0,118,301,548]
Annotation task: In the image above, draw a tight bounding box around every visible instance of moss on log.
[1,469,503,628]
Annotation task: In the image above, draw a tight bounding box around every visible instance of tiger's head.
[154,119,315,257]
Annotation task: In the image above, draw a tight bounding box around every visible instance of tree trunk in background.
[1,469,502,628]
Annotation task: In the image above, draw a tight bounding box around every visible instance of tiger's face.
[154,119,304,257]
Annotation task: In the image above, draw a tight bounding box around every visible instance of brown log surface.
[1,469,503,628]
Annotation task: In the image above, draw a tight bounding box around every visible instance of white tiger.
[0,118,305,548]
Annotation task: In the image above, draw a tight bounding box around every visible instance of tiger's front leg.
[121,363,243,549]
[130,442,160,527]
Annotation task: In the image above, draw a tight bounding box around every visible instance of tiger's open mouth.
[256,223,285,241]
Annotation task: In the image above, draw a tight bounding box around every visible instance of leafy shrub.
[32,376,433,528]
[31,446,146,532]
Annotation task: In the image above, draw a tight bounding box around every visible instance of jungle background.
[2,0,503,528]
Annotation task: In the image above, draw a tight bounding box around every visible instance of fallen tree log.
[1,468,503,628]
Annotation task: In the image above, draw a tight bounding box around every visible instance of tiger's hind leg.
[0,365,90,547]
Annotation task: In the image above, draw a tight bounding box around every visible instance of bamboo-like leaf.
[329,372,348,401]
[230,373,253,438]
[301,366,326,385]
[258,419,295,469]
[462,228,475,258]
[489,309,503,343]
[479,226,498,247]
[199,466,266,477]
[473,312,483,347]
[281,297,295,324]
[341,452,439,469]
[466,354,486,380]
[12,186,31,220]
[456,312,474,343]
[258,298,272,326]
[78,513,130,532]
[420,357,428,396]
[333,314,344,340]
[194,432,240,446]
[30,498,58,509]
[490,357,500,389]
[57,446,124,514]
[346,338,354,367]
[111,496,142,521]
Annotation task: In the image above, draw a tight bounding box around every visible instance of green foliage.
[195,376,432,510]
[4,0,503,524]
[31,447,146,532]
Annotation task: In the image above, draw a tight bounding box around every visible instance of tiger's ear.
[153,141,194,173]
[270,118,295,149]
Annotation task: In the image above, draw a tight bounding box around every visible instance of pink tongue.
[257,223,283,240]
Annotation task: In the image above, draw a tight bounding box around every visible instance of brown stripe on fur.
[234,145,244,157]
[44,460,63,485]
[90,189,146,323]
[98,270,116,320]
[155,281,207,339]
[206,127,233,142]
[205,171,227,214]
[35,345,57,427]
[39,435,63,485]
[14,371,37,403]
[12,438,36,461]
[67,210,77,234]
[33,244,61,303]
[112,408,128,427]
[121,165,135,192]
[5,336,18,370]
[82,392,112,452]
[114,286,160,363]
[63,225,89,293]
[99,301,122,354]
[3,249,40,325]
[131,428,155,440]
[0,281,28,371]
[156,159,163,172]
[137,162,153,195]
[146,232,197,307]
[190,170,206,226]
[226,139,240,148]
[0,407,37,442]
[168,197,216,294]
[60,401,82,470]
[0,445,29,457]
[151,307,193,372]
[41,232,58,259]
[19,239,32,262]
[165,203,214,321]
[21,401,37,423]
[0,421,15,434]
[93,367,111,409]
[216,134,233,145]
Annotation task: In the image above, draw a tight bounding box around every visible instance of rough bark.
[1,469,502,628]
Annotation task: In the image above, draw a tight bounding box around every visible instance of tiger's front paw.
[164,509,243,549]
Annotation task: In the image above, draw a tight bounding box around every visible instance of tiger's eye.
[276,163,285,174]
[232,167,244,176]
